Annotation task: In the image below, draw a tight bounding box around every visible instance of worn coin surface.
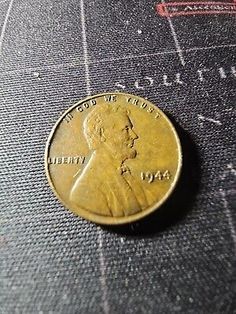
[45,92,182,225]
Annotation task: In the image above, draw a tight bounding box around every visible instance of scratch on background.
[220,163,236,180]
[198,114,222,126]
[0,0,14,55]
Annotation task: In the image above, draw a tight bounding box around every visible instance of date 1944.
[141,170,171,183]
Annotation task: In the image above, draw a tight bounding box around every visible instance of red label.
[156,1,236,17]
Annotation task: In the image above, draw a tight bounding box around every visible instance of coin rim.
[44,92,182,225]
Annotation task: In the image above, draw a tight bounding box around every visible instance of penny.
[45,92,182,225]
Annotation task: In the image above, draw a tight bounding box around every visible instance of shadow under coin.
[100,119,200,237]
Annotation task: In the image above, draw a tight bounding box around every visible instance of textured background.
[0,0,236,313]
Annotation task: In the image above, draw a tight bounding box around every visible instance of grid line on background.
[220,190,236,255]
[80,0,91,96]
[161,0,186,66]
[0,44,236,76]
[79,1,109,313]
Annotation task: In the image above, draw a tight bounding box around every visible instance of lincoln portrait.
[69,104,150,217]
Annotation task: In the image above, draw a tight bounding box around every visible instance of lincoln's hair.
[83,104,130,149]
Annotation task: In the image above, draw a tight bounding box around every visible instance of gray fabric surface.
[0,0,236,313]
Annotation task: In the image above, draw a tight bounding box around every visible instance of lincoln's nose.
[131,128,138,140]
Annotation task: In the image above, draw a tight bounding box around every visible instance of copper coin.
[45,92,182,224]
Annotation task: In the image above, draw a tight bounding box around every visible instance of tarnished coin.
[45,92,182,225]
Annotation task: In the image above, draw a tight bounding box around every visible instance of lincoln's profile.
[69,104,149,217]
